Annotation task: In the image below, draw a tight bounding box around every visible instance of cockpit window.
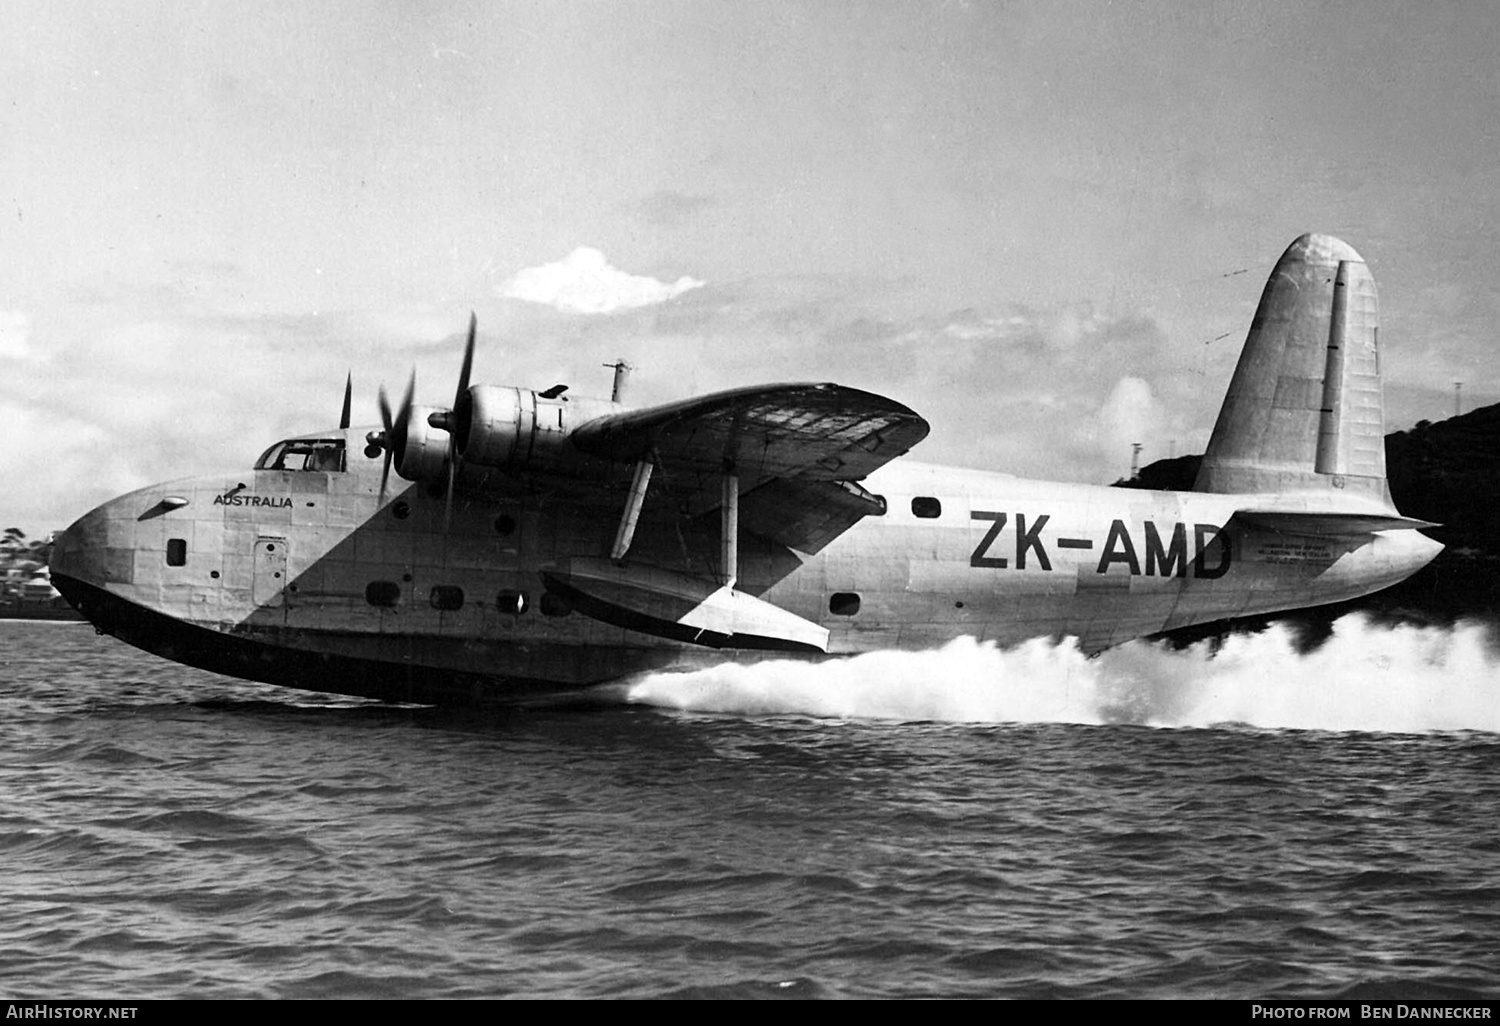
[255,438,347,472]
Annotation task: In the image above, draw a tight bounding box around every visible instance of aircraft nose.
[48,507,114,615]
[49,514,87,581]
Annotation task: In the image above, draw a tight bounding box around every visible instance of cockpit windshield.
[255,438,347,472]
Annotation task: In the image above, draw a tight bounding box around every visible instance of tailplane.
[1194,234,1390,502]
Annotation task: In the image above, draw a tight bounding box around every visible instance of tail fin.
[1194,234,1390,503]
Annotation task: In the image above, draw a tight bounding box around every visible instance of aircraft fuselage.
[49,442,1440,705]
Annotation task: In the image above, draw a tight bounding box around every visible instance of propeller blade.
[339,372,353,430]
[454,312,476,414]
[441,313,477,532]
[396,370,415,437]
[377,384,393,504]
[444,457,455,532]
[374,370,416,507]
[378,384,394,435]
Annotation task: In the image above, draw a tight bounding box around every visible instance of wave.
[624,615,1500,733]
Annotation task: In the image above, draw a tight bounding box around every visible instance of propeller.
[365,313,475,516]
[426,312,477,530]
[370,369,415,505]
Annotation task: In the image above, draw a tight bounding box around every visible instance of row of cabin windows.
[364,581,568,617]
[167,541,868,616]
[168,541,866,620]
[369,582,863,618]
[170,536,866,618]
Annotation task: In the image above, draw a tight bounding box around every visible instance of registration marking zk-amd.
[969,511,1232,579]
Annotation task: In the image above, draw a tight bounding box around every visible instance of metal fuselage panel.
[49,439,1441,698]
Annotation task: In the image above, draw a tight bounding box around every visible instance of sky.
[3,0,1498,537]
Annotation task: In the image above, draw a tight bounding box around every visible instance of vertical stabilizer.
[1194,234,1389,501]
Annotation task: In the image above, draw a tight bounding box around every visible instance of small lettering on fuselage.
[213,493,293,508]
[970,511,1232,579]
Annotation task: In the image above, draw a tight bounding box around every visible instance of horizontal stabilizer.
[1232,510,1439,536]
[542,557,828,652]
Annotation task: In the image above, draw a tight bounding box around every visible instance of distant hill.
[1116,402,1500,643]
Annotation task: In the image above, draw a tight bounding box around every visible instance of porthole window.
[497,590,529,615]
[366,580,401,607]
[430,585,465,611]
[540,592,572,617]
[829,592,861,616]
[165,538,187,566]
[911,496,942,519]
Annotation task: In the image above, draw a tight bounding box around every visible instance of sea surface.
[1,616,1497,999]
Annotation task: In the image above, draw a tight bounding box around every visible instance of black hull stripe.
[51,574,581,707]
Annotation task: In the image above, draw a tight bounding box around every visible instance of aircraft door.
[253,536,288,608]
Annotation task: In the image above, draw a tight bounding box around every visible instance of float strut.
[721,462,739,589]
[611,457,654,561]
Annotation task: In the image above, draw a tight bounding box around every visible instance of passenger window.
[829,592,861,616]
[430,585,464,611]
[166,538,187,566]
[365,581,401,607]
[911,497,942,519]
[497,590,529,615]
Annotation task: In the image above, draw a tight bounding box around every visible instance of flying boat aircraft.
[50,235,1442,705]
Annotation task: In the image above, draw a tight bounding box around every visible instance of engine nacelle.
[392,403,450,482]
[457,386,619,474]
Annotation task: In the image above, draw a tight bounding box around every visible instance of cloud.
[500,248,705,315]
[0,310,31,359]
[1092,376,1166,466]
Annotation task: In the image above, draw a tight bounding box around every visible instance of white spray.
[625,615,1500,734]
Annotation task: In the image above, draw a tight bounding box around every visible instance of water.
[1,617,1497,999]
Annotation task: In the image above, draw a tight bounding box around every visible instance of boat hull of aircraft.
[50,234,1443,705]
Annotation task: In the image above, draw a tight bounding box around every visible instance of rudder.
[1193,234,1390,502]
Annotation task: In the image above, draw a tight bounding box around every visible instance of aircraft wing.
[570,382,929,481]
[570,382,928,554]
